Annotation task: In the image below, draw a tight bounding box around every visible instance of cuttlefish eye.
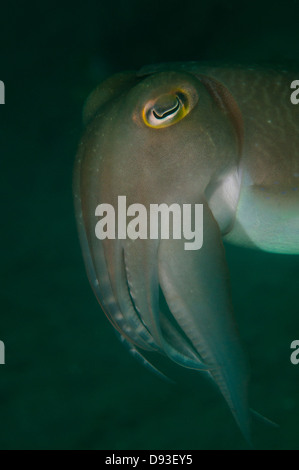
[143,91,191,128]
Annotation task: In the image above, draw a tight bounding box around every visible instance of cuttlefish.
[73,62,299,443]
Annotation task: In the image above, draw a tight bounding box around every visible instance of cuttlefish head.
[74,68,251,442]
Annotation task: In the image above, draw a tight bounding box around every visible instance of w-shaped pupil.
[153,97,180,120]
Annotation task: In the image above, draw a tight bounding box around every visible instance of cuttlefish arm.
[74,65,290,444]
[122,204,251,440]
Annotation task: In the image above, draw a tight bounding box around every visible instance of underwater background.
[1,0,299,450]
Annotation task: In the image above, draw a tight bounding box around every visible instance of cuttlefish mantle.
[73,62,299,444]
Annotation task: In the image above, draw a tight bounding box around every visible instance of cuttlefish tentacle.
[116,332,174,383]
[74,151,158,352]
[158,203,250,442]
[124,238,212,370]
[105,238,159,350]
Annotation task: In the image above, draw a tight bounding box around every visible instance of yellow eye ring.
[142,90,190,129]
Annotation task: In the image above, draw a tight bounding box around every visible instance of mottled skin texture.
[74,63,299,443]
